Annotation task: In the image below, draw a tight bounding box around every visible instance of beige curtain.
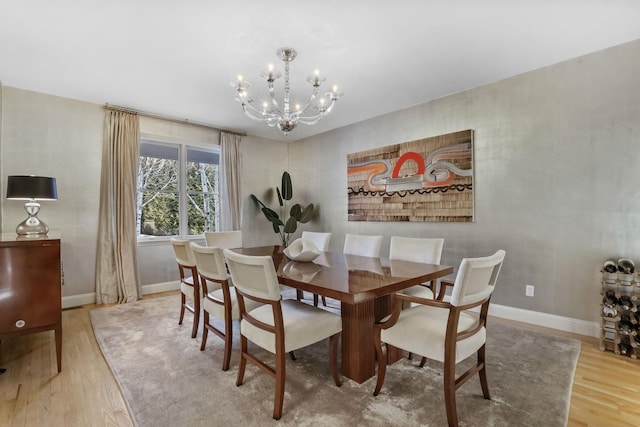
[95,110,140,304]
[219,132,242,231]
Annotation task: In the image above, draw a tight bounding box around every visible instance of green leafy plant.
[250,171,315,247]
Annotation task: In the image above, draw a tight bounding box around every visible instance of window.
[137,139,220,238]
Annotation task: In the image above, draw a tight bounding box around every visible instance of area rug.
[90,293,580,427]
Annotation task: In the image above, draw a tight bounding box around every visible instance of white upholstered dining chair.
[170,238,201,338]
[204,230,242,248]
[389,236,445,300]
[343,233,383,257]
[301,231,331,251]
[223,248,342,420]
[191,243,262,371]
[373,249,506,427]
[297,231,332,306]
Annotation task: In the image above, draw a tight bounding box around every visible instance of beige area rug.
[90,293,580,427]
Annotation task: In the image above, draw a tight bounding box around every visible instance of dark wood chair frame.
[373,286,492,427]
[198,272,235,371]
[235,289,342,420]
[295,289,327,307]
[177,262,201,339]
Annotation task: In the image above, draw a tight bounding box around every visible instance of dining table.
[230,245,453,384]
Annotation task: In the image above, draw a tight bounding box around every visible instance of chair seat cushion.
[381,305,485,364]
[241,299,342,353]
[204,286,262,320]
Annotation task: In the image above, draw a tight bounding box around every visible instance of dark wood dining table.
[230,245,453,384]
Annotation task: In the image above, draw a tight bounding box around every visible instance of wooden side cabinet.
[0,232,62,372]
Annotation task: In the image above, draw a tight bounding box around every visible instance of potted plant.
[251,171,314,247]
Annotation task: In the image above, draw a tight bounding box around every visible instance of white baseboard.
[61,281,180,309]
[489,303,600,338]
[141,280,180,295]
[62,293,96,309]
[62,285,600,338]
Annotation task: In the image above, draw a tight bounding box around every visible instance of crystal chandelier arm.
[241,102,281,125]
[296,99,338,125]
[232,47,342,134]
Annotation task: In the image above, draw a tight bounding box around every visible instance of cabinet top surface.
[0,231,61,244]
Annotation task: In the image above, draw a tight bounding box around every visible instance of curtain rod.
[103,103,246,137]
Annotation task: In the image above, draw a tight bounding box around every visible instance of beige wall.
[0,87,103,299]
[288,39,640,323]
[0,87,286,300]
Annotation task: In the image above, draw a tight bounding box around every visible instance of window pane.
[140,191,179,236]
[187,192,219,235]
[186,146,219,235]
[139,154,179,192]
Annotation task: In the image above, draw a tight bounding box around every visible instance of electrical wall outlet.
[525,285,535,297]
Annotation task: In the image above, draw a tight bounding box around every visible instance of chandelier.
[232,47,342,134]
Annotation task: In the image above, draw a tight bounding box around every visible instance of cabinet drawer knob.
[15,319,26,328]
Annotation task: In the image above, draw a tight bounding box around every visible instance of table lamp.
[6,175,58,235]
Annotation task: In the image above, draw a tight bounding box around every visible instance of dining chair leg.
[329,333,342,386]
[312,294,328,306]
[200,312,209,351]
[289,351,296,361]
[221,317,233,371]
[236,336,248,386]
[373,335,387,396]
[443,356,459,427]
[179,293,186,325]
[477,345,490,399]
[191,297,200,338]
[419,356,427,367]
[273,349,286,420]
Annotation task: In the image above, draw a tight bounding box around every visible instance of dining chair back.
[301,231,332,251]
[170,238,201,338]
[192,243,263,370]
[296,231,332,306]
[343,233,383,257]
[373,249,506,427]
[223,248,342,420]
[204,230,242,248]
[389,236,445,301]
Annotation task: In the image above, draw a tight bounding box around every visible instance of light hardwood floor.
[1,292,639,426]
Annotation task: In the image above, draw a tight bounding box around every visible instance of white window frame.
[137,137,220,243]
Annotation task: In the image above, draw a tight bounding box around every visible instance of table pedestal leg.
[340,300,375,384]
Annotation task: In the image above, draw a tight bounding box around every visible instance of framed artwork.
[347,129,474,222]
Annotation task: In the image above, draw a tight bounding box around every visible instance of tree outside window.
[137,140,219,238]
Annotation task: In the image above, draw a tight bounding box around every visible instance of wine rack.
[600,269,640,358]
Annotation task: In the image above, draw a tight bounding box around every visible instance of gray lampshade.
[6,175,58,200]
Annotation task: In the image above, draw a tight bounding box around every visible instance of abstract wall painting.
[347,129,474,222]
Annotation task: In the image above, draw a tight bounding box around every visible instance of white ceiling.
[2,0,640,142]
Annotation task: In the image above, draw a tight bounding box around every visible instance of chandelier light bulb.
[232,47,342,134]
